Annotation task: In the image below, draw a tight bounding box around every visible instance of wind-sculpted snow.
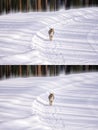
[0,8,98,64]
[0,73,98,130]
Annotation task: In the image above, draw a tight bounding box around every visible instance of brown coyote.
[48,93,55,106]
[48,28,54,41]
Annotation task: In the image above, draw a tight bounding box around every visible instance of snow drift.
[0,7,98,64]
[0,72,98,130]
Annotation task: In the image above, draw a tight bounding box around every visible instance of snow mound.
[1,73,97,130]
[0,8,98,64]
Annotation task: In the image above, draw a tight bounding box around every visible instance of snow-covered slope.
[0,7,98,64]
[0,72,98,130]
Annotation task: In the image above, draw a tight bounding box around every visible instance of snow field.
[0,72,98,130]
[0,8,98,64]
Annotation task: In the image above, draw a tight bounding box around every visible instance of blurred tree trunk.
[38,65,42,76]
[0,0,2,13]
[66,0,71,9]
[0,66,2,78]
[26,65,29,76]
[45,65,48,75]
[37,0,41,11]
[5,0,8,13]
[45,0,48,9]
[85,0,89,6]
[19,0,22,11]
[6,0,11,12]
[19,65,22,76]
[43,0,48,10]
[6,65,8,77]
[35,66,37,76]
[65,66,71,74]
[27,0,30,11]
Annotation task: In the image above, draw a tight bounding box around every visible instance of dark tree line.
[0,0,98,14]
[0,65,98,80]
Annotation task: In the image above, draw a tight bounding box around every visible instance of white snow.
[0,72,98,130]
[0,7,98,64]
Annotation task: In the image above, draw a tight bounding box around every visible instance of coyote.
[48,28,54,41]
[48,93,55,106]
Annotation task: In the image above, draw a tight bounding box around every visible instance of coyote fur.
[48,93,54,106]
[48,28,54,41]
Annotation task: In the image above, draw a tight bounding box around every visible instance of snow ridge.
[0,8,98,64]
